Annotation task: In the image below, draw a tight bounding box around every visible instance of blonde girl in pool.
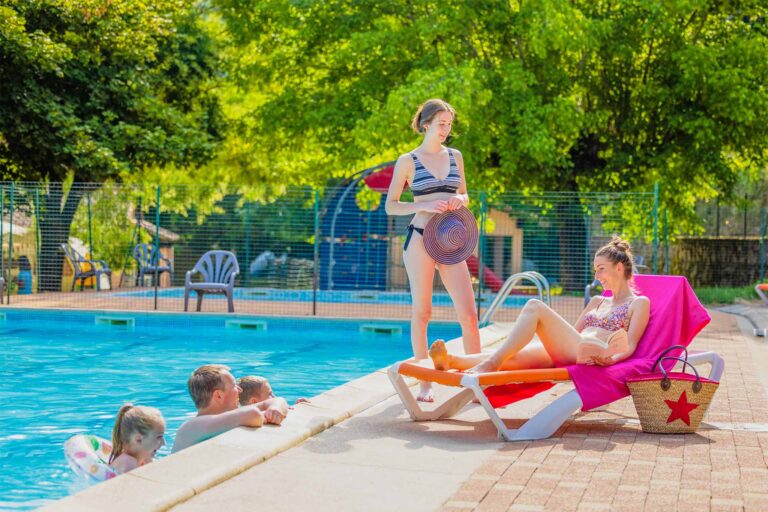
[109,404,165,474]
[385,99,481,402]
[429,236,651,372]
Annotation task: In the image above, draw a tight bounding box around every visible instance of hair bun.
[610,235,631,253]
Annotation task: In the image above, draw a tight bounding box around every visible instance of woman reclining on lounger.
[429,236,651,372]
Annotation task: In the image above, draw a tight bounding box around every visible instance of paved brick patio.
[439,310,768,512]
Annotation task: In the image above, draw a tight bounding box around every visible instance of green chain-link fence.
[0,182,664,322]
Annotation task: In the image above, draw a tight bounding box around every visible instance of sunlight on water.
[0,310,459,510]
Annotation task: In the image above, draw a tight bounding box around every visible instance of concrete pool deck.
[40,307,768,511]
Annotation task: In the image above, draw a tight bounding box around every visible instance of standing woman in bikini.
[429,236,651,372]
[385,99,481,402]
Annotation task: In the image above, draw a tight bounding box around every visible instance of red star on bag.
[664,390,699,426]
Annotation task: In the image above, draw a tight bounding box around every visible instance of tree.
[215,0,768,234]
[0,0,224,290]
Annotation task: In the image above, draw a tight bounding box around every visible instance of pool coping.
[0,305,468,325]
[37,322,513,512]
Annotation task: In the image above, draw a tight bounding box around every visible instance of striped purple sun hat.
[423,207,479,265]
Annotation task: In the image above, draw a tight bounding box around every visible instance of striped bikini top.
[409,149,461,196]
[582,298,634,332]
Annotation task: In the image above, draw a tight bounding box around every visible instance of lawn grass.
[694,284,758,305]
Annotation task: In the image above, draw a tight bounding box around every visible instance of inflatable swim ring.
[64,434,117,482]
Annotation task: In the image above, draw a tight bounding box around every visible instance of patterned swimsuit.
[582,298,634,332]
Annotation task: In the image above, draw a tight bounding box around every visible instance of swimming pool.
[0,309,460,510]
[115,287,531,307]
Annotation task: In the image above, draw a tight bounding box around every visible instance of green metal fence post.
[154,186,160,311]
[35,189,43,293]
[244,201,251,288]
[365,199,372,289]
[477,192,486,319]
[34,190,41,293]
[87,191,94,258]
[653,182,659,274]
[663,209,669,275]
[0,189,4,288]
[312,189,319,316]
[7,183,14,304]
[761,208,766,283]
[585,208,591,286]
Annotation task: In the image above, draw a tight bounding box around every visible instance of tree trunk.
[38,183,85,292]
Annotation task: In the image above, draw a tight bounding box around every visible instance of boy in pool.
[172,364,289,453]
[237,375,309,407]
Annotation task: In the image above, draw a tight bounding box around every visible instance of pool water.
[0,310,460,510]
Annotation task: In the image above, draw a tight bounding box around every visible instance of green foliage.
[694,284,758,305]
[216,0,768,234]
[0,0,225,182]
[354,183,381,212]
[70,185,135,271]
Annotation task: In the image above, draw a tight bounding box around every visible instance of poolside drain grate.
[225,320,267,331]
[244,290,270,298]
[352,292,380,301]
[95,316,135,329]
[360,323,402,335]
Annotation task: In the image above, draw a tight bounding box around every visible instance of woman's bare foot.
[466,357,499,374]
[416,382,434,402]
[428,339,451,371]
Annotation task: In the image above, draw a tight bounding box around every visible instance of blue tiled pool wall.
[112,286,531,308]
[1,308,453,332]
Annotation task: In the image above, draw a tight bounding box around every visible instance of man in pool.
[172,364,289,453]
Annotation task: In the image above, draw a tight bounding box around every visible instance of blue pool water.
[0,309,460,510]
[115,287,530,308]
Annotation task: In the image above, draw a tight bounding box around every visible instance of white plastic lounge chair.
[389,275,725,441]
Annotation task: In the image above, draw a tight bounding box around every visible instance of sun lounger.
[388,275,725,441]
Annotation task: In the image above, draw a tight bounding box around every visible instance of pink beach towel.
[567,274,710,411]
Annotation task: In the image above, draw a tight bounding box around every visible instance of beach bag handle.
[651,344,689,370]
[652,355,703,393]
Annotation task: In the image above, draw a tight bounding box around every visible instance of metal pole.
[7,183,14,304]
[34,189,41,293]
[663,209,669,275]
[244,201,251,288]
[365,200,372,289]
[477,192,486,319]
[761,208,766,283]
[153,186,160,311]
[1,189,4,287]
[653,182,659,274]
[87,191,94,258]
[312,189,319,316]
[585,208,591,286]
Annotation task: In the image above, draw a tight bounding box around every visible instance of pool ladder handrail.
[480,271,551,327]
[584,279,602,307]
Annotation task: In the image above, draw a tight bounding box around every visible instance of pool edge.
[36,323,512,512]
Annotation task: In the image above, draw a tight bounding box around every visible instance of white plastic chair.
[184,251,239,313]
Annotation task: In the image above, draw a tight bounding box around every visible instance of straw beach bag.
[627,345,719,434]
